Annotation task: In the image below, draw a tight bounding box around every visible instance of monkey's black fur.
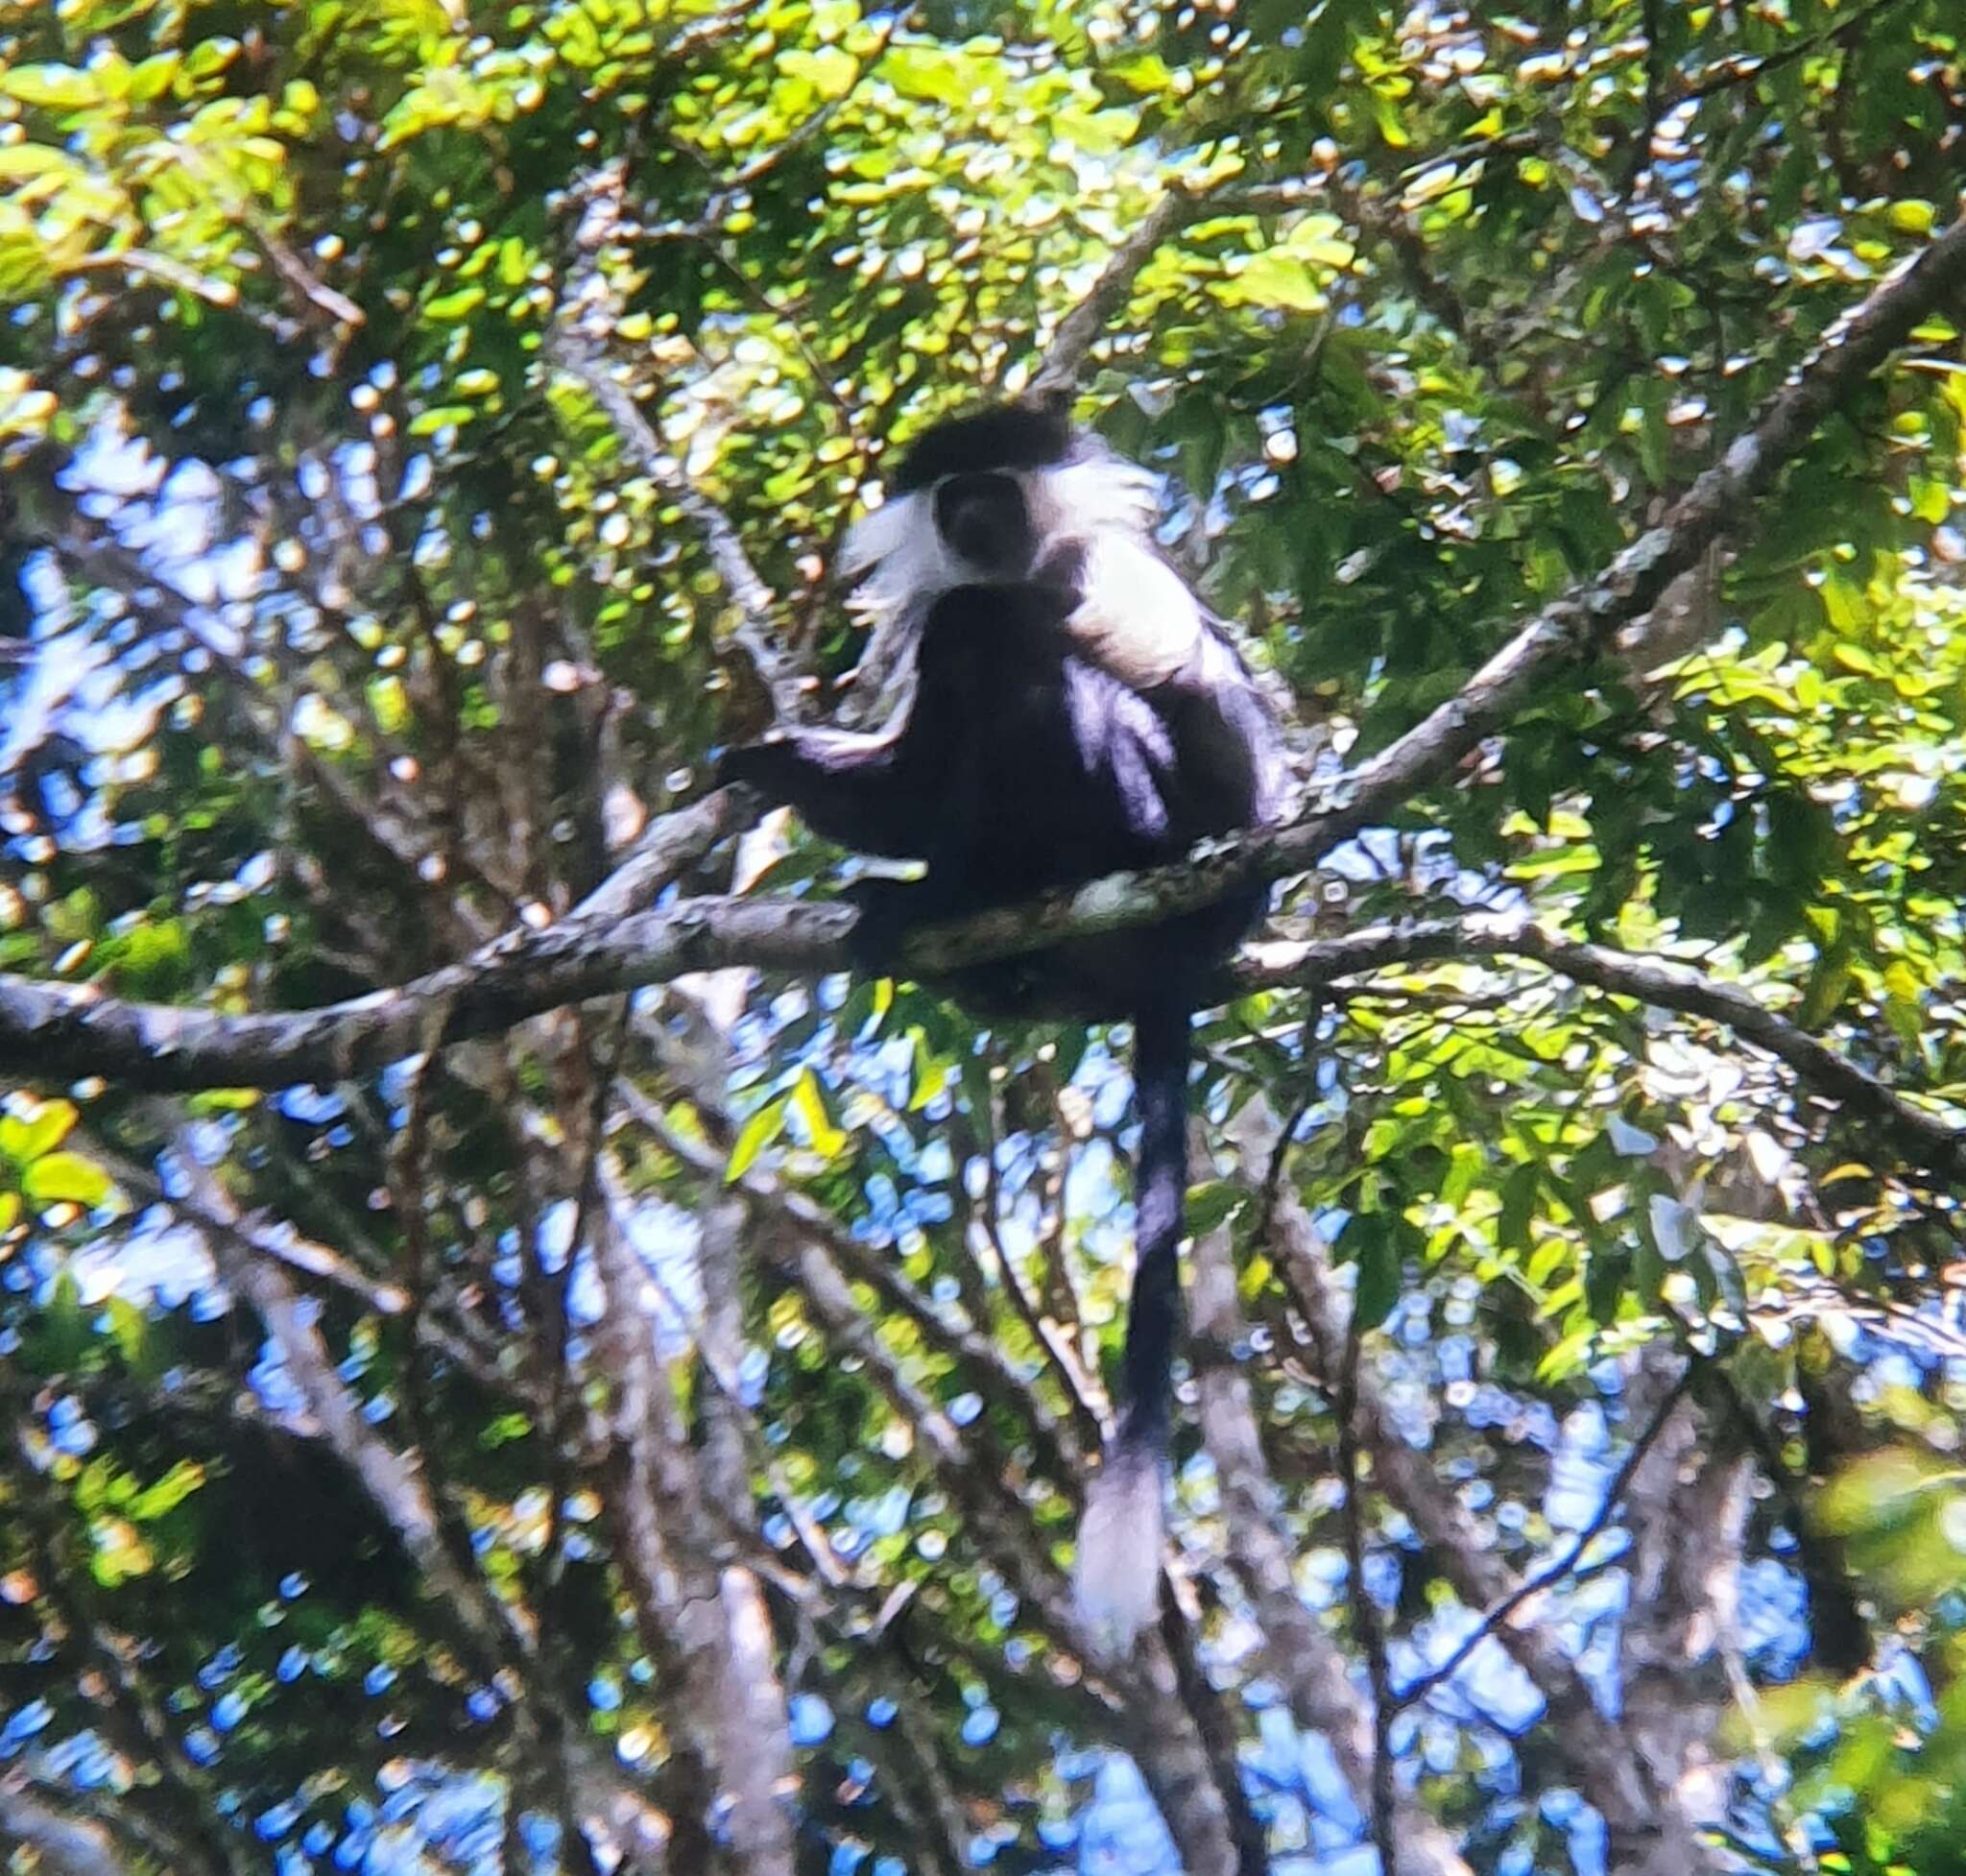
[887,399,1078,491]
[722,401,1285,1627]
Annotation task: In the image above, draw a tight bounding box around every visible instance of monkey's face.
[838,402,1161,630]
[932,471,1039,580]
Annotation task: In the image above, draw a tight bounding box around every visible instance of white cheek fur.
[835,491,940,732]
[841,490,953,624]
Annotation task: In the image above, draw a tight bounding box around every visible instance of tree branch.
[1029,189,1209,398]
[1187,1198,1474,1876]
[1029,177,1327,397]
[0,792,799,1093]
[0,1787,129,1876]
[545,328,810,725]
[1236,915,1966,1182]
[167,1124,667,1869]
[1248,1160,1726,1864]
[1676,0,1914,102]
[180,1141,523,1667]
[1606,1347,1753,1876]
[622,1074,1082,1480]
[1392,1366,1694,1714]
[1334,1314,1399,1876]
[8,902,1958,1202]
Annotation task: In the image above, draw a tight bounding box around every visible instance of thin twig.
[544,328,809,723]
[1396,1364,1694,1711]
[1677,0,1913,102]
[1333,1315,1399,1876]
[1256,994,1326,1248]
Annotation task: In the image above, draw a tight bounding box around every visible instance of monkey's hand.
[842,876,927,970]
[714,733,801,802]
[716,724,934,861]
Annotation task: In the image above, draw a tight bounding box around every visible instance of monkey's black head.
[898,400,1071,582]
[889,399,1076,494]
[900,401,1077,580]
[841,395,1158,613]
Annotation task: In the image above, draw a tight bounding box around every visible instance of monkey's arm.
[1153,630,1290,831]
[1037,536,1208,693]
[1037,540,1286,830]
[718,724,936,857]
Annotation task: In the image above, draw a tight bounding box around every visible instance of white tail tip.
[1072,1440,1166,1654]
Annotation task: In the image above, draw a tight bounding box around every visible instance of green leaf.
[106,1296,146,1368]
[115,920,191,998]
[21,1150,113,1208]
[779,47,858,100]
[883,46,972,107]
[183,36,240,80]
[1798,930,1855,1027]
[1498,1163,1539,1252]
[407,404,478,436]
[1,65,104,110]
[0,145,86,183]
[1537,1329,1595,1384]
[423,286,485,321]
[1184,1181,1245,1239]
[369,673,410,734]
[128,1459,206,1522]
[726,1095,788,1182]
[128,52,181,103]
[479,1412,535,1449]
[0,1100,79,1166]
[1439,1142,1486,1208]
[790,1070,848,1160]
[1830,639,1883,678]
[1106,52,1175,94]
[1218,253,1325,313]
[1354,1217,1403,1331]
[1583,1247,1628,1323]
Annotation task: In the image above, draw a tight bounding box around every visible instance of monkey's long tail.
[1072,995,1190,1649]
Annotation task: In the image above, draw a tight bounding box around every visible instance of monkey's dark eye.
[934,471,1036,576]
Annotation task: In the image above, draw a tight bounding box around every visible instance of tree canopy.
[2,3,1966,1875]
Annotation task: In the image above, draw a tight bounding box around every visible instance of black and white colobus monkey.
[721,397,1286,1644]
